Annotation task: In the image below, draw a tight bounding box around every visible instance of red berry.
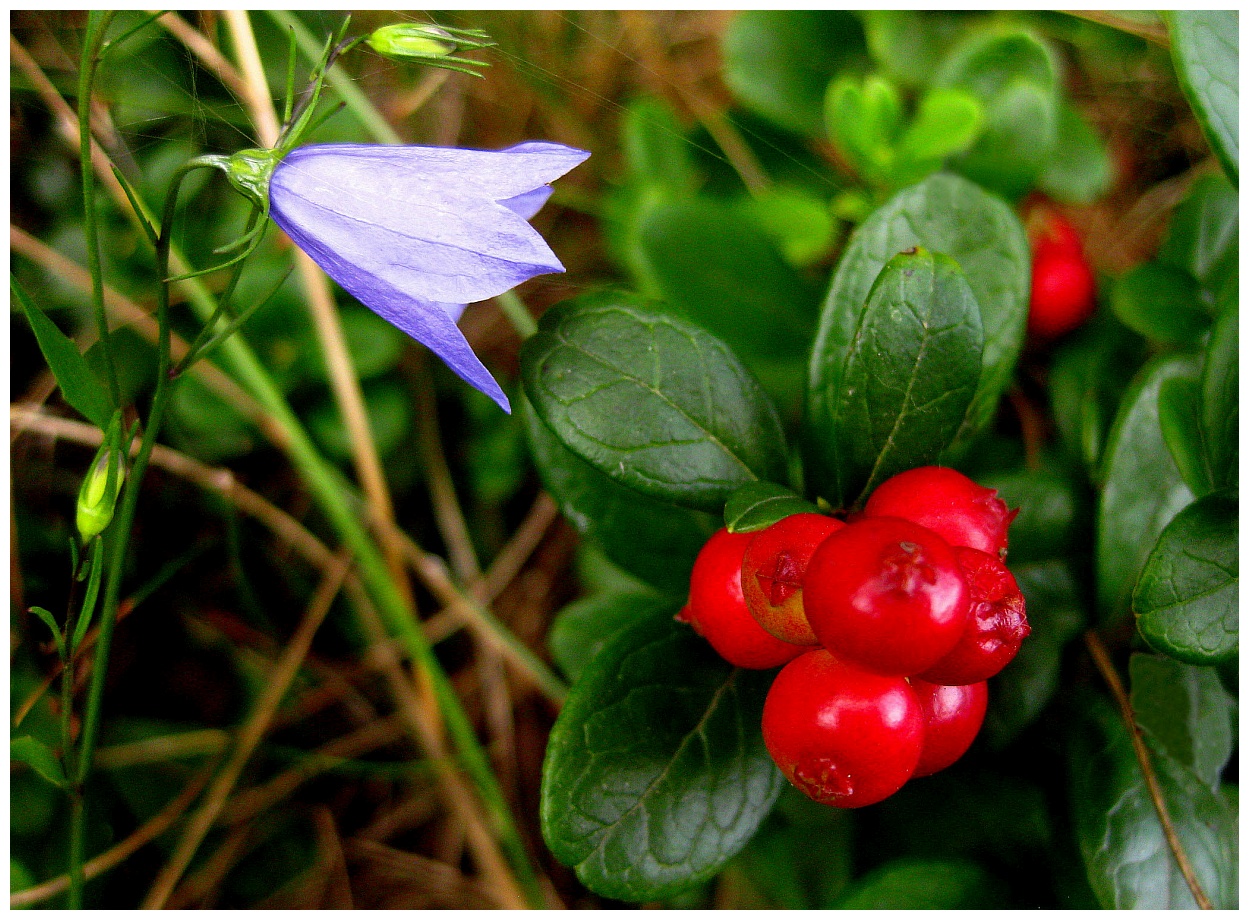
[863,466,1016,557]
[681,529,805,669]
[909,678,988,778]
[741,513,845,646]
[803,517,970,676]
[763,649,924,808]
[918,547,1031,685]
[1028,211,1097,341]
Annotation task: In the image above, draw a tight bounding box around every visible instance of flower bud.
[225,148,280,206]
[76,438,125,543]
[366,23,458,61]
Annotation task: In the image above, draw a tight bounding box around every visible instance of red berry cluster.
[679,466,1029,809]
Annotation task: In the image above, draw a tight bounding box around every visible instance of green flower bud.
[76,438,125,543]
[366,23,458,61]
[225,147,281,206]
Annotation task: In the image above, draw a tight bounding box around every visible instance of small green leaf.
[548,592,672,682]
[724,482,820,534]
[806,174,1029,503]
[10,736,67,788]
[1096,354,1198,623]
[1129,653,1235,789]
[521,293,788,513]
[1168,10,1238,184]
[1068,692,1237,909]
[836,859,1005,910]
[13,277,115,430]
[722,10,867,137]
[826,73,903,184]
[540,615,785,901]
[1037,100,1115,205]
[621,97,699,196]
[27,606,67,664]
[522,398,717,596]
[1201,297,1238,490]
[1134,488,1238,665]
[1110,262,1210,346]
[1158,375,1215,498]
[740,187,835,269]
[894,87,984,176]
[862,10,969,88]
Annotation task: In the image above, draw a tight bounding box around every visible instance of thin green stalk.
[78,11,120,407]
[496,288,539,340]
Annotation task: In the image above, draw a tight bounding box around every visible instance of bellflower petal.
[268,141,589,412]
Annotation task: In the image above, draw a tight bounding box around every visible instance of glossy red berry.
[918,547,1031,685]
[1028,210,1097,341]
[909,678,989,778]
[763,649,924,808]
[680,529,805,669]
[741,513,845,646]
[863,466,1016,557]
[803,517,970,676]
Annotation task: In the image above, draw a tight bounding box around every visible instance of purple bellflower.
[265,142,589,412]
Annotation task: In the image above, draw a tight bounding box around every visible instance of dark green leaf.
[806,174,1029,502]
[1037,100,1115,204]
[1129,653,1235,789]
[521,293,789,513]
[837,859,1006,909]
[981,463,1086,565]
[1158,173,1239,295]
[540,615,785,902]
[1158,375,1215,497]
[13,277,115,430]
[983,559,1086,747]
[1168,10,1238,184]
[722,10,867,137]
[621,97,699,196]
[1201,297,1238,489]
[548,592,672,682]
[1096,354,1198,623]
[822,247,984,506]
[522,398,717,596]
[10,736,67,788]
[1068,693,1238,909]
[1134,488,1238,665]
[735,788,853,909]
[724,481,820,534]
[1110,262,1210,346]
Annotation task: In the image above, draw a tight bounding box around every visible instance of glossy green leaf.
[1129,653,1235,789]
[1201,298,1238,489]
[936,29,1060,199]
[1168,10,1238,184]
[723,482,820,534]
[1038,100,1115,204]
[806,174,1028,503]
[722,10,867,137]
[10,736,67,788]
[1134,488,1238,665]
[981,463,1085,565]
[1158,173,1239,295]
[1158,375,1215,498]
[736,788,854,909]
[822,248,984,506]
[13,278,115,430]
[837,859,1005,909]
[1110,262,1210,346]
[549,592,673,682]
[1096,354,1198,623]
[1069,693,1238,909]
[521,293,789,513]
[522,398,717,596]
[540,615,785,902]
[983,559,1086,748]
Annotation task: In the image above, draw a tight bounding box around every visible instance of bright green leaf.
[540,615,785,901]
[1134,488,1238,665]
[1168,10,1238,184]
[1111,262,1210,346]
[723,481,819,534]
[896,87,984,164]
[521,293,789,513]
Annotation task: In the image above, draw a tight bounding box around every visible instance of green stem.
[495,289,539,340]
[78,11,121,408]
[71,539,106,653]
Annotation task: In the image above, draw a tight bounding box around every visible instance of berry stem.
[1083,630,1213,910]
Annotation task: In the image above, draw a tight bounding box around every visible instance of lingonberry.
[741,513,845,646]
[763,649,924,808]
[1027,209,1097,341]
[803,517,970,676]
[909,678,989,778]
[918,547,1031,685]
[679,528,805,669]
[863,466,1016,557]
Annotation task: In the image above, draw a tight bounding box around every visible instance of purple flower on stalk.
[266,142,589,412]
